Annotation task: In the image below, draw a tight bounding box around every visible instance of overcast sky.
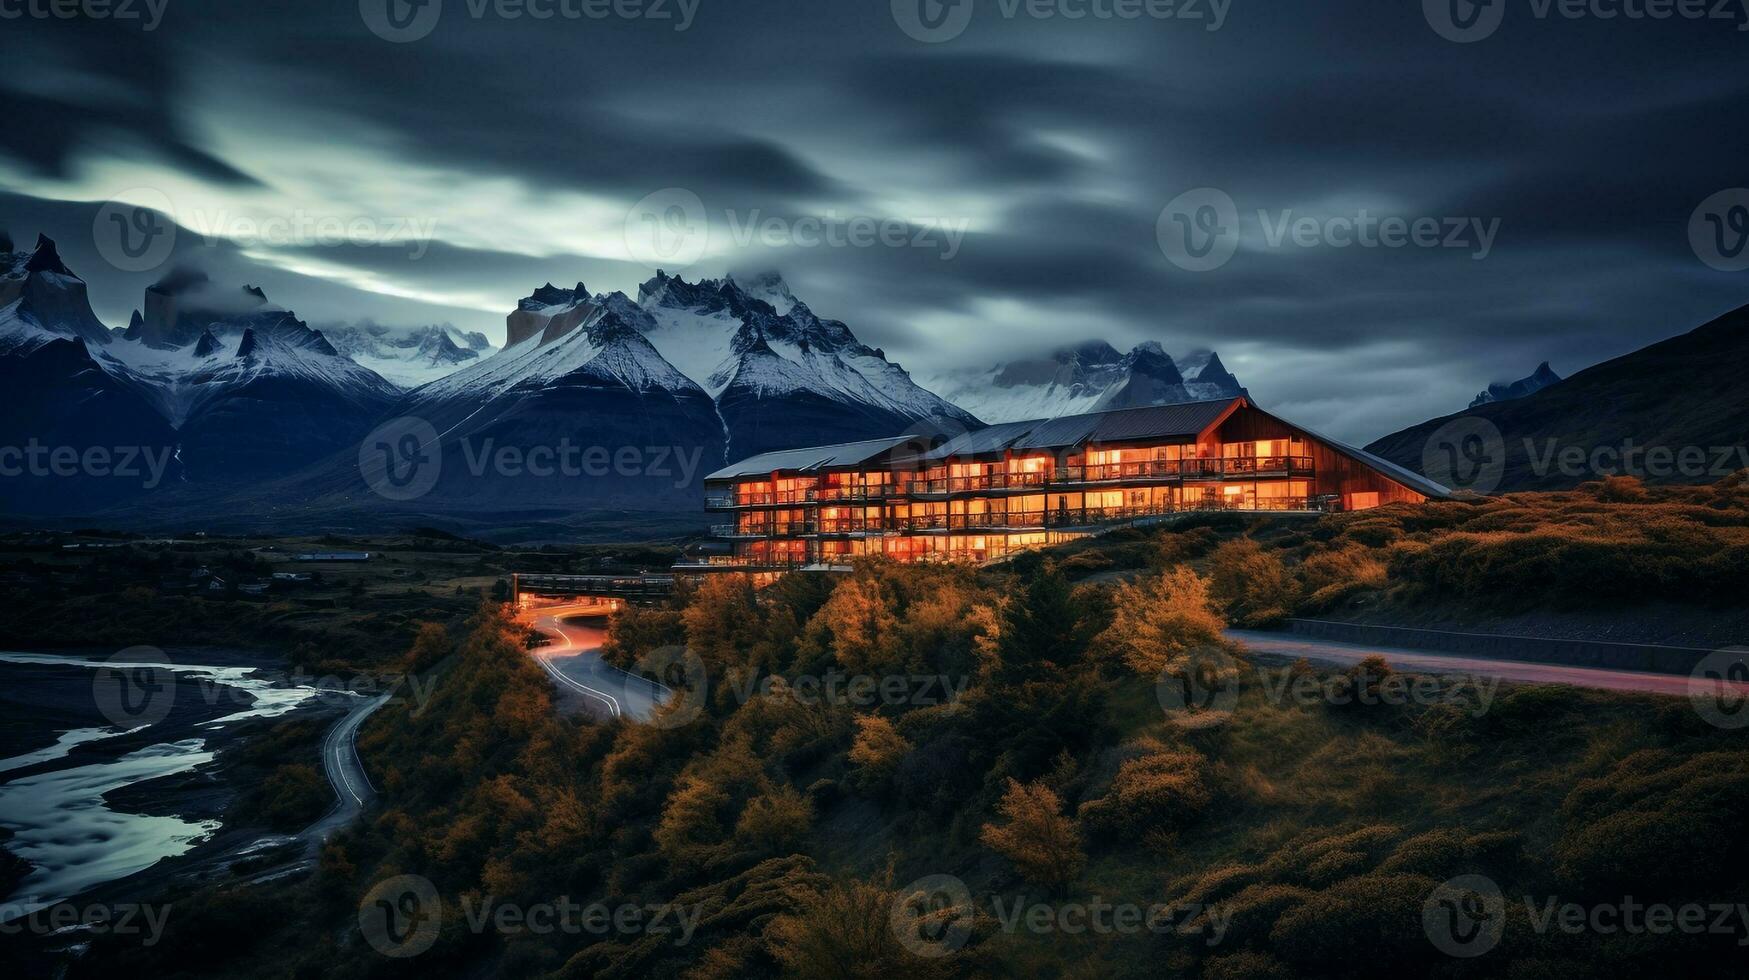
[4,0,1746,442]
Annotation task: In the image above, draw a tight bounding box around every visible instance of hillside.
[1366,303,1749,491]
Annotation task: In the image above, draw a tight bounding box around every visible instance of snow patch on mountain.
[919,341,1248,423]
[1469,361,1561,408]
[319,321,495,388]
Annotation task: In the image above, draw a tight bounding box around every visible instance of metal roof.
[704,435,914,481]
[703,396,1451,500]
[1240,404,1453,500]
[923,398,1241,460]
[1088,399,1238,443]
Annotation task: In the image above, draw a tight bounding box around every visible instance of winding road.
[1227,630,1749,697]
[527,602,670,722]
[302,691,392,852]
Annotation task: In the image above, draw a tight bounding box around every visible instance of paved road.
[303,691,391,852]
[1228,630,1748,696]
[529,603,669,722]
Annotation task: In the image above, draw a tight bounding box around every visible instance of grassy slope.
[1365,302,1749,491]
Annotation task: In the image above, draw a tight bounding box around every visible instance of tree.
[979,778,1085,889]
[848,714,913,786]
[1097,567,1239,677]
[998,563,1082,678]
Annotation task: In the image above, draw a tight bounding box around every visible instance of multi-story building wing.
[691,397,1447,570]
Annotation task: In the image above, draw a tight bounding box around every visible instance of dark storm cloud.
[2,0,1746,441]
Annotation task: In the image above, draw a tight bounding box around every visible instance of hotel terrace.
[688,396,1448,571]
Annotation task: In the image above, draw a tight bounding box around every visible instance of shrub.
[980,778,1085,888]
[1077,744,1211,839]
[1206,538,1300,627]
[848,714,913,784]
[1096,567,1239,677]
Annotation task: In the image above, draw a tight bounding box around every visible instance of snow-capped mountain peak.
[919,339,1248,423]
[319,321,495,388]
[0,234,114,352]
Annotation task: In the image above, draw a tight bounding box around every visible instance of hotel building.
[690,397,1447,570]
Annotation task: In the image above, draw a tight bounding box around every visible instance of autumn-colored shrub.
[848,714,913,784]
[1096,566,1239,676]
[979,778,1085,888]
[1077,742,1211,840]
[1206,537,1300,627]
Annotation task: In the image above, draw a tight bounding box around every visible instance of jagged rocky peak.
[192,329,224,358]
[24,233,72,276]
[0,234,113,346]
[1470,361,1562,408]
[234,328,258,360]
[507,281,595,347]
[1122,341,1183,383]
[139,268,275,349]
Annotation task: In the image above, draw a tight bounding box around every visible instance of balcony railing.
[710,497,1331,539]
[705,489,815,508]
[809,485,902,503]
[673,554,811,570]
[711,523,810,538]
[903,457,1315,494]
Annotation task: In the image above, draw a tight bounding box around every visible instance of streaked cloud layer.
[4,0,1746,441]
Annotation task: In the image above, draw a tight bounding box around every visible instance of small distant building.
[294,551,372,562]
[271,572,313,583]
[204,577,228,594]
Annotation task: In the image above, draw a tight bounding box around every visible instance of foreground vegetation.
[69,489,1749,977]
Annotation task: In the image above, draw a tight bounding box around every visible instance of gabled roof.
[705,435,915,481]
[702,396,1451,500]
[1241,404,1452,500]
[924,398,1241,460]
